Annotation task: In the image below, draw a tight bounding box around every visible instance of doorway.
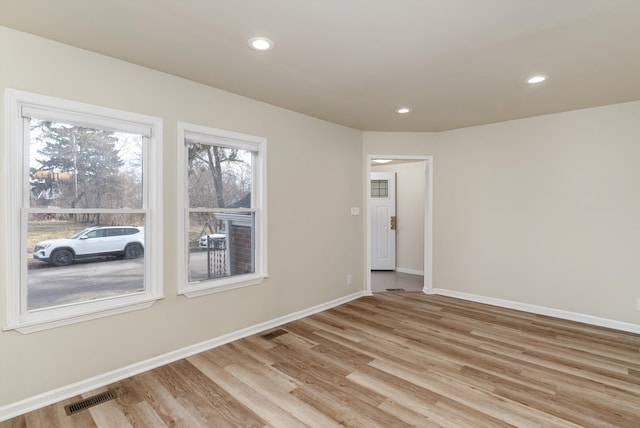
[366,155,433,294]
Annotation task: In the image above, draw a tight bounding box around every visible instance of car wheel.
[123,243,143,259]
[50,249,73,266]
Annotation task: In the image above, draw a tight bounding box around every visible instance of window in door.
[371,179,389,198]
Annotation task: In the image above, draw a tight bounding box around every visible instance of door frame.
[365,155,433,294]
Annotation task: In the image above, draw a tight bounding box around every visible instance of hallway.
[371,271,423,293]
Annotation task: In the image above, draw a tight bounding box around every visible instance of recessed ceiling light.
[373,159,393,164]
[525,74,549,84]
[397,107,411,114]
[248,37,274,51]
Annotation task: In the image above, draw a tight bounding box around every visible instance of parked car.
[33,226,145,266]
[198,233,226,249]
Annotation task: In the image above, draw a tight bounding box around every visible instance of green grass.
[27,220,88,252]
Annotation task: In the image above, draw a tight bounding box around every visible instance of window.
[371,179,389,198]
[4,89,163,333]
[177,122,266,297]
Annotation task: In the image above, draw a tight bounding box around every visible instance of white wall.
[364,103,640,326]
[435,102,640,325]
[363,132,438,156]
[371,162,426,274]
[0,27,364,409]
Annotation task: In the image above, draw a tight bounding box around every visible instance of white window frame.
[3,89,163,333]
[177,122,267,298]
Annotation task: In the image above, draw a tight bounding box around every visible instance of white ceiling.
[2,0,640,132]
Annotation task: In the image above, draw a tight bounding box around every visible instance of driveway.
[27,257,144,310]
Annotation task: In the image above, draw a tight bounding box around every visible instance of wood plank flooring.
[4,292,640,427]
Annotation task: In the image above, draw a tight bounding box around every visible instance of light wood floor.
[4,293,640,427]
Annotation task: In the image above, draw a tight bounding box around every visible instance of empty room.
[1,1,639,426]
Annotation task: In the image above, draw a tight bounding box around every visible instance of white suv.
[33,226,145,266]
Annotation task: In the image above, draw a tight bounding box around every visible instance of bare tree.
[30,119,142,224]
[187,142,250,208]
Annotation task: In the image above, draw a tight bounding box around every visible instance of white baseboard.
[429,288,640,334]
[0,290,366,422]
[395,267,424,276]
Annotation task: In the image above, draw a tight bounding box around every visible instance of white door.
[370,172,396,270]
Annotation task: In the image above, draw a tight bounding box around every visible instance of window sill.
[4,295,164,334]
[180,274,266,298]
